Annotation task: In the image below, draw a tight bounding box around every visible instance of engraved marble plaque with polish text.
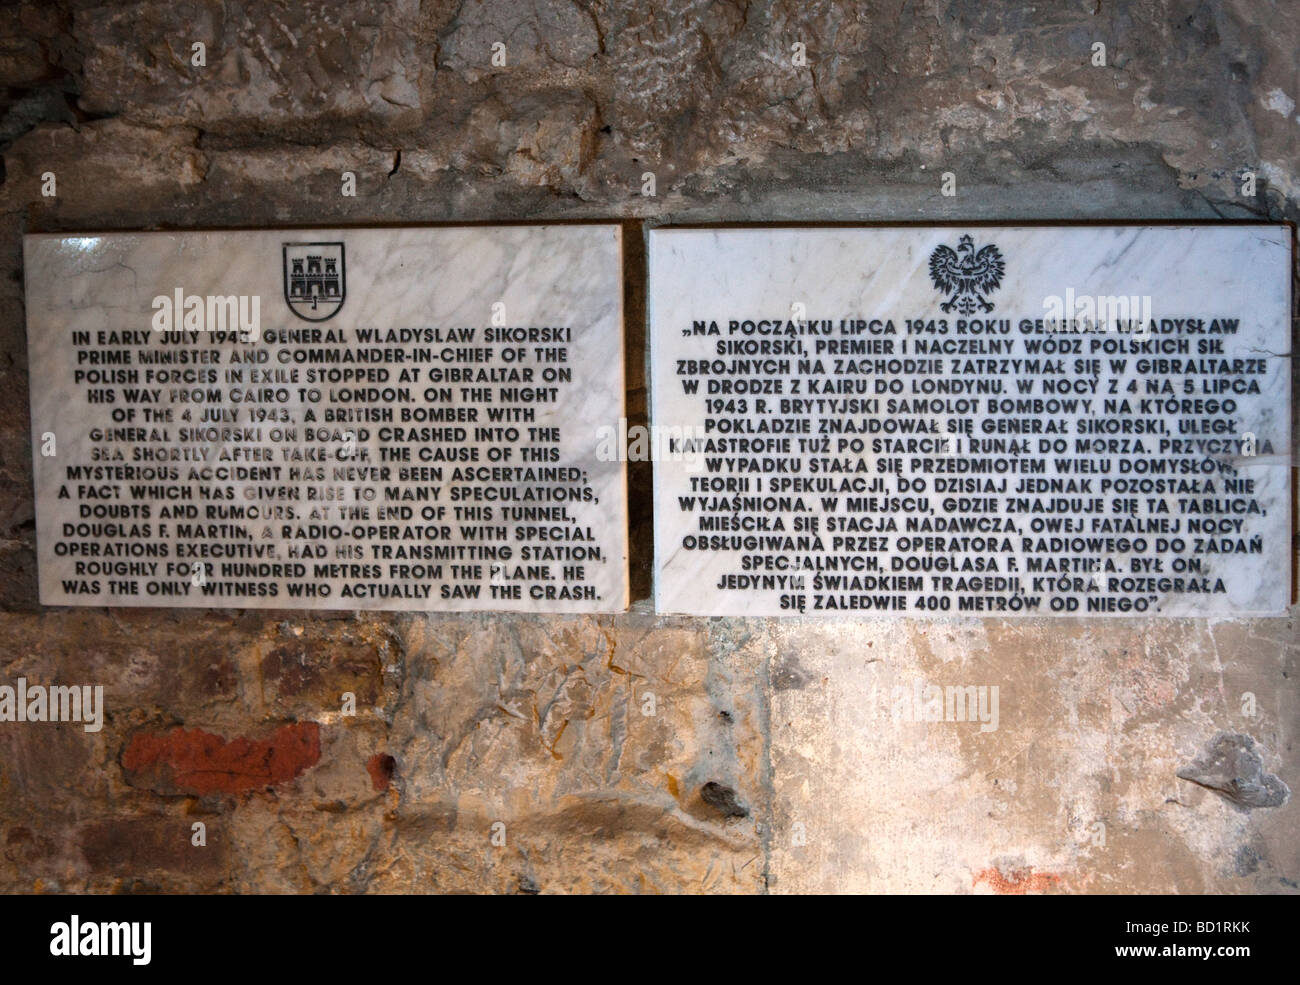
[650,225,1291,617]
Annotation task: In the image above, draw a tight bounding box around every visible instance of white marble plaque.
[27,226,628,612]
[651,226,1292,617]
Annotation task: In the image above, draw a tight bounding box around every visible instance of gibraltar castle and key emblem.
[283,242,346,321]
[928,234,1005,314]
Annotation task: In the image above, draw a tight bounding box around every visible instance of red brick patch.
[973,866,1063,894]
[122,723,321,795]
[366,753,395,791]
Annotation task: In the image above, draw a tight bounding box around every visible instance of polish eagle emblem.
[928,235,1005,314]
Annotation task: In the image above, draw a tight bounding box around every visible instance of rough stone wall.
[0,0,1295,893]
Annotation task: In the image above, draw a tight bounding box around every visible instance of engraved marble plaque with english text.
[26,226,628,611]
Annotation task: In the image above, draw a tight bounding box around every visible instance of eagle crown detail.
[928,235,1006,314]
